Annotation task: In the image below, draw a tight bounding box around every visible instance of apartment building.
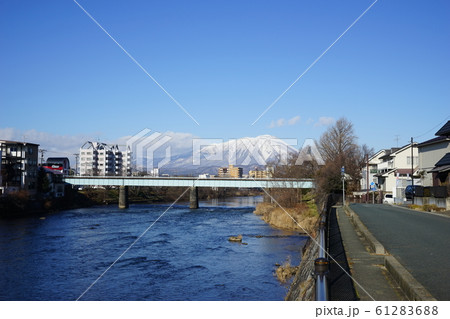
[0,140,39,194]
[249,167,273,179]
[79,141,131,176]
[217,164,243,178]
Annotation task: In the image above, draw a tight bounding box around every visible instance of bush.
[423,204,445,212]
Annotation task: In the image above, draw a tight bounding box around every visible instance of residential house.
[40,167,65,198]
[360,149,390,192]
[374,144,419,200]
[418,120,450,187]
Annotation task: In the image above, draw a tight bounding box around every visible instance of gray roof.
[435,120,450,137]
[435,152,450,167]
[0,140,39,146]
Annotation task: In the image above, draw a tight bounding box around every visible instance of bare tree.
[319,118,358,162]
[316,118,363,197]
[266,150,321,207]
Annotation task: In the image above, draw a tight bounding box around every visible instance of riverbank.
[0,187,97,218]
[252,195,319,235]
[0,187,264,218]
[252,194,321,296]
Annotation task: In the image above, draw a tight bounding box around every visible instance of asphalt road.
[350,203,450,300]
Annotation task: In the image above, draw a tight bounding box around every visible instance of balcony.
[377,160,394,172]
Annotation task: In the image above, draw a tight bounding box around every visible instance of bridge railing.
[63,176,314,189]
[315,211,329,301]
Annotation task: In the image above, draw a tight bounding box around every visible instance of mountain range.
[139,135,300,175]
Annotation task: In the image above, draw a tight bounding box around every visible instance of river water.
[0,196,308,301]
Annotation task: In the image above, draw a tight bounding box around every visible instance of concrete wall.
[414,197,449,210]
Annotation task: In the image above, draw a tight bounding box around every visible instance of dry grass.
[254,203,319,234]
[253,192,320,233]
[408,204,445,212]
[275,257,298,283]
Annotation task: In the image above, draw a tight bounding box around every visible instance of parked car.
[383,194,394,204]
[405,185,423,200]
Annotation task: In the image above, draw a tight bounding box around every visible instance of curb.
[388,203,450,219]
[343,205,437,301]
[344,206,385,255]
[385,256,436,301]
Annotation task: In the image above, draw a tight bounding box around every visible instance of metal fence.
[315,213,329,301]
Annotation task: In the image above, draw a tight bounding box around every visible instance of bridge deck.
[64,176,314,189]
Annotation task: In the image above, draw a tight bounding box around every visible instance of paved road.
[350,204,450,300]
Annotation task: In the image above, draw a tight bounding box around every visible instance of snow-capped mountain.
[158,135,299,175]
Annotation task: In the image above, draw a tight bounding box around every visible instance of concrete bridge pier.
[119,185,129,209]
[263,190,272,203]
[189,186,199,209]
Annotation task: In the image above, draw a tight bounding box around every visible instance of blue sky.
[1,0,449,158]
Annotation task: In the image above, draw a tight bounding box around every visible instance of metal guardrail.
[315,212,329,301]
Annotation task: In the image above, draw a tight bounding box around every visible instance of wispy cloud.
[269,118,285,128]
[0,128,199,164]
[314,117,335,127]
[288,115,301,125]
[0,128,88,158]
[269,116,301,128]
[117,130,197,156]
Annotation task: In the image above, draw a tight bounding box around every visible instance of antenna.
[394,135,400,147]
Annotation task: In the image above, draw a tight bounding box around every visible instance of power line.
[414,116,450,139]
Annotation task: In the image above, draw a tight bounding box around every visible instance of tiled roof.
[435,152,450,167]
[417,136,449,147]
[429,165,450,173]
[396,168,418,175]
[435,120,450,136]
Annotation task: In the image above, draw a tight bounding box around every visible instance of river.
[0,196,308,301]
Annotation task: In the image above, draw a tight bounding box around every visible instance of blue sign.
[370,182,376,191]
[341,166,345,175]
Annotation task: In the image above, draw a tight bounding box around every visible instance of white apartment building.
[79,141,131,176]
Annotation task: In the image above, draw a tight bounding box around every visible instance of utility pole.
[366,153,369,204]
[74,153,79,176]
[341,166,345,206]
[39,149,47,165]
[411,137,414,204]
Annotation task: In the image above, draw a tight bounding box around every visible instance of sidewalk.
[335,206,407,301]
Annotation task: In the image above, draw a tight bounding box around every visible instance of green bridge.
[64,176,314,209]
